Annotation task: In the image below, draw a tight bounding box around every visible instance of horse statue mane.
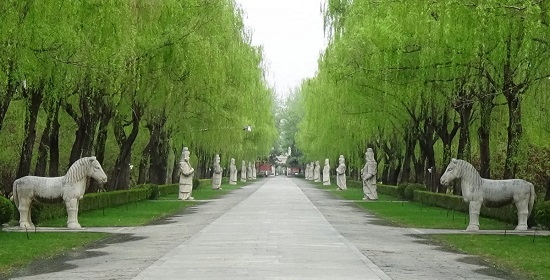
[13,156,107,229]
[450,159,482,192]
[64,156,98,183]
[440,158,535,231]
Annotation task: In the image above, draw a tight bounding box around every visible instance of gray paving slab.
[133,177,390,280]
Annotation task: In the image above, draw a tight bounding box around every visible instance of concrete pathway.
[4,177,526,280]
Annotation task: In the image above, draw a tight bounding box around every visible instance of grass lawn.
[0,231,107,276]
[38,199,195,227]
[431,234,550,280]
[315,182,512,230]
[157,181,246,201]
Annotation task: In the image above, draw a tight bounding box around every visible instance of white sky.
[235,0,327,99]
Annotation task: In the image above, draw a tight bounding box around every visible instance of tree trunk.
[387,158,401,185]
[477,91,493,179]
[400,131,415,183]
[86,102,113,193]
[437,121,459,193]
[0,60,17,133]
[67,87,102,165]
[34,108,53,176]
[111,106,141,190]
[195,148,210,179]
[381,159,389,184]
[138,145,150,184]
[418,120,437,191]
[68,116,86,164]
[503,93,523,179]
[16,85,44,178]
[413,153,426,184]
[456,103,473,161]
[147,117,170,185]
[544,179,550,201]
[171,146,181,183]
[149,129,170,184]
[49,103,60,177]
[94,107,112,165]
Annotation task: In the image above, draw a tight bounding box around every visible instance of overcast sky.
[235,0,327,100]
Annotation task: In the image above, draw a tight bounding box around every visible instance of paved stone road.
[4,177,526,279]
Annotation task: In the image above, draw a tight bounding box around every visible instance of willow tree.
[297,0,550,189]
[126,0,277,182]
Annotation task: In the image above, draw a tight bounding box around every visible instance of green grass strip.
[157,181,245,201]
[38,181,247,227]
[0,231,107,276]
[315,182,512,230]
[38,199,195,227]
[431,234,550,280]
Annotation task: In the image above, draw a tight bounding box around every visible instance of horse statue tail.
[528,182,535,216]
[12,178,20,208]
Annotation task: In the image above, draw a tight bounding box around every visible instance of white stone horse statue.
[12,156,108,229]
[440,158,535,231]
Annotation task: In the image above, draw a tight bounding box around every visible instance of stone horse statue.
[12,156,108,229]
[440,158,535,231]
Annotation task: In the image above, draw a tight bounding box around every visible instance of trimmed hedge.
[404,184,427,200]
[413,190,518,225]
[345,179,526,226]
[344,179,400,198]
[29,186,155,223]
[397,183,426,200]
[157,184,178,197]
[12,179,218,224]
[378,184,399,198]
[535,201,550,229]
[0,196,14,224]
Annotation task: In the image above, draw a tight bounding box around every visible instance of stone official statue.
[252,162,257,179]
[178,147,195,200]
[212,154,222,190]
[313,160,321,182]
[361,148,378,200]
[241,160,247,182]
[322,158,331,186]
[336,155,347,190]
[229,158,238,185]
[247,161,254,180]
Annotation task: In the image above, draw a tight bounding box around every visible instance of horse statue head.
[440,158,460,186]
[65,156,107,184]
[88,157,108,184]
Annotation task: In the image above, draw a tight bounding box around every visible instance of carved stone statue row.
[178,147,258,201]
[305,148,378,201]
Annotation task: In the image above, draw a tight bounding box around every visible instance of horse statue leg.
[65,198,81,229]
[466,201,482,231]
[18,198,34,228]
[515,199,529,230]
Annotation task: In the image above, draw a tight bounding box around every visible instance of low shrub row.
[5,179,224,225]
[343,179,532,226]
[343,179,416,200]
[377,184,400,198]
[535,200,550,228]
[413,190,519,225]
[0,196,13,224]
[396,183,427,200]
[29,186,155,224]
